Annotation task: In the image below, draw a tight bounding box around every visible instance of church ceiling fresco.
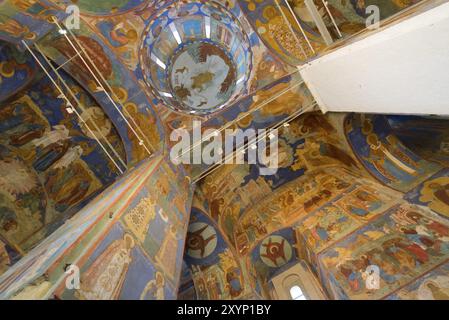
[387,260,449,300]
[238,168,402,256]
[318,203,449,300]
[59,221,180,300]
[53,158,193,300]
[140,1,253,115]
[236,169,355,255]
[0,53,127,257]
[0,41,36,102]
[387,115,449,167]
[181,111,449,300]
[0,0,67,46]
[1,0,449,302]
[286,0,423,41]
[188,74,317,178]
[37,30,165,163]
[183,207,250,300]
[0,0,432,154]
[296,203,363,255]
[345,113,441,193]
[33,0,300,141]
[53,0,150,16]
[161,46,295,136]
[248,228,297,291]
[236,167,406,297]
[405,168,449,220]
[0,157,156,297]
[238,0,325,65]
[11,0,289,169]
[201,72,312,129]
[0,155,194,299]
[196,112,361,245]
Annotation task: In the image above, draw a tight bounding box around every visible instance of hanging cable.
[34,43,127,171]
[191,101,318,184]
[321,0,343,38]
[22,40,126,174]
[52,18,153,157]
[274,0,309,60]
[282,0,316,54]
[173,77,305,163]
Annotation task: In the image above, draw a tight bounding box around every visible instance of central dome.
[140,1,252,115]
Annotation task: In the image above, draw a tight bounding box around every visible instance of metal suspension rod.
[34,43,127,171]
[23,40,125,174]
[283,0,316,54]
[55,52,80,71]
[304,0,334,45]
[274,0,308,60]
[321,0,343,38]
[52,18,153,156]
[191,101,318,184]
[174,78,305,162]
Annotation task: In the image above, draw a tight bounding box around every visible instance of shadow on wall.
[386,115,449,167]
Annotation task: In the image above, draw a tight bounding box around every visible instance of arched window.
[290,285,307,300]
[272,263,326,300]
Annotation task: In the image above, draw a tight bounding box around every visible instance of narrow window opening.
[290,285,307,300]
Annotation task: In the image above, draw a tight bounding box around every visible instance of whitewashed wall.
[300,2,449,116]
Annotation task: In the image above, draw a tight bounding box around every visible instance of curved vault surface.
[140,1,253,115]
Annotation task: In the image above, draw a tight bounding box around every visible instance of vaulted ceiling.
[2,0,449,301]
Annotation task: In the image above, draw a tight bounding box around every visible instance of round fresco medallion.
[186,222,218,259]
[169,41,237,112]
[259,235,293,268]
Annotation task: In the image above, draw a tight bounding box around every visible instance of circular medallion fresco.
[140,1,253,115]
[259,235,293,268]
[186,222,218,259]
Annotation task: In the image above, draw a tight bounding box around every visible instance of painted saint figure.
[76,234,135,300]
[140,272,165,300]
